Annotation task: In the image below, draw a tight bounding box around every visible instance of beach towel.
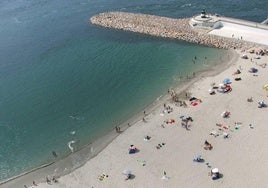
[129,149,136,154]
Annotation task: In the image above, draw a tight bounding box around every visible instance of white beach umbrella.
[123,169,131,175]
[212,168,219,173]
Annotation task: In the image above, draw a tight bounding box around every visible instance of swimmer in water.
[52,151,57,158]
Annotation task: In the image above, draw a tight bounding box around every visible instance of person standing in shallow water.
[52,151,57,158]
[115,126,120,133]
[33,181,37,186]
[142,117,146,122]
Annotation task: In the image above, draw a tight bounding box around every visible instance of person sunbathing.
[125,174,131,180]
[129,145,137,154]
[234,77,241,81]
[233,69,241,75]
[209,89,216,95]
[256,62,267,68]
[224,85,232,93]
[222,111,230,118]
[165,119,175,124]
[204,140,213,150]
[210,130,219,137]
[247,97,253,102]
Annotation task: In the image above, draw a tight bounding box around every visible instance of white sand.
[209,21,268,46]
[12,49,268,188]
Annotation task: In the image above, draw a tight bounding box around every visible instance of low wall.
[190,18,215,27]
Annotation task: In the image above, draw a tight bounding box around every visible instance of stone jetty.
[90,12,261,49]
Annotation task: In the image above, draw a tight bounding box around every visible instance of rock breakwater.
[90,12,262,49]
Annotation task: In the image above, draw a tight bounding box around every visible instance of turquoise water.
[0,0,267,181]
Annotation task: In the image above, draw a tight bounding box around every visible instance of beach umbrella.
[212,168,219,173]
[263,84,268,91]
[223,78,231,84]
[242,54,248,59]
[249,67,258,73]
[194,154,202,160]
[123,169,131,175]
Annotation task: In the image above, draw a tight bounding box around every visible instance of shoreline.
[1,48,237,187]
[2,11,268,188]
[31,47,268,188]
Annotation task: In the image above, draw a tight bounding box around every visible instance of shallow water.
[0,0,267,181]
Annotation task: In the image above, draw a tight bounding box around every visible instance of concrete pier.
[262,18,268,25]
[90,12,268,49]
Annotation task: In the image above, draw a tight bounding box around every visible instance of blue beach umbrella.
[194,154,202,160]
[223,78,231,84]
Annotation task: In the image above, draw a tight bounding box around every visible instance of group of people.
[180,116,193,130]
[24,176,58,188]
[163,103,174,113]
[115,126,121,133]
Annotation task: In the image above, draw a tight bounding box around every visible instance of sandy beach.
[3,11,268,188]
[10,45,267,188]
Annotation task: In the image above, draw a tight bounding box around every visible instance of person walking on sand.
[142,117,146,122]
[33,181,37,186]
[46,176,52,185]
[162,171,168,180]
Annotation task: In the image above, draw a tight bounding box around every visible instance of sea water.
[0,0,267,181]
